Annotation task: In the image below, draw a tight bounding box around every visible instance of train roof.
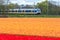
[9,8,41,10]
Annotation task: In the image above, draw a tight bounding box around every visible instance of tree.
[48,1,60,15]
[0,0,8,17]
[36,0,60,15]
[8,3,20,9]
[36,0,47,15]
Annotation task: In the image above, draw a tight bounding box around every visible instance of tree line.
[0,0,60,16]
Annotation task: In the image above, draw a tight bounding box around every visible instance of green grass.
[8,13,60,18]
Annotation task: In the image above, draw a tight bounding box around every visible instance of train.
[8,8,41,14]
[0,8,41,15]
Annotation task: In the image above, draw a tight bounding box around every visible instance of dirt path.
[0,18,60,37]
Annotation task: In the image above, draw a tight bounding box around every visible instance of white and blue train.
[8,8,41,14]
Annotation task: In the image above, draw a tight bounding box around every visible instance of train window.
[15,10,17,12]
[12,10,14,12]
[32,10,37,12]
[18,10,21,12]
[25,10,31,12]
[9,10,11,12]
[23,10,24,12]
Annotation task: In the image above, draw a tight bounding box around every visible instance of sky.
[48,0,60,6]
[9,0,46,5]
[48,0,60,2]
[4,0,60,6]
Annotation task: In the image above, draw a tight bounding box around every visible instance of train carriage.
[8,8,41,15]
